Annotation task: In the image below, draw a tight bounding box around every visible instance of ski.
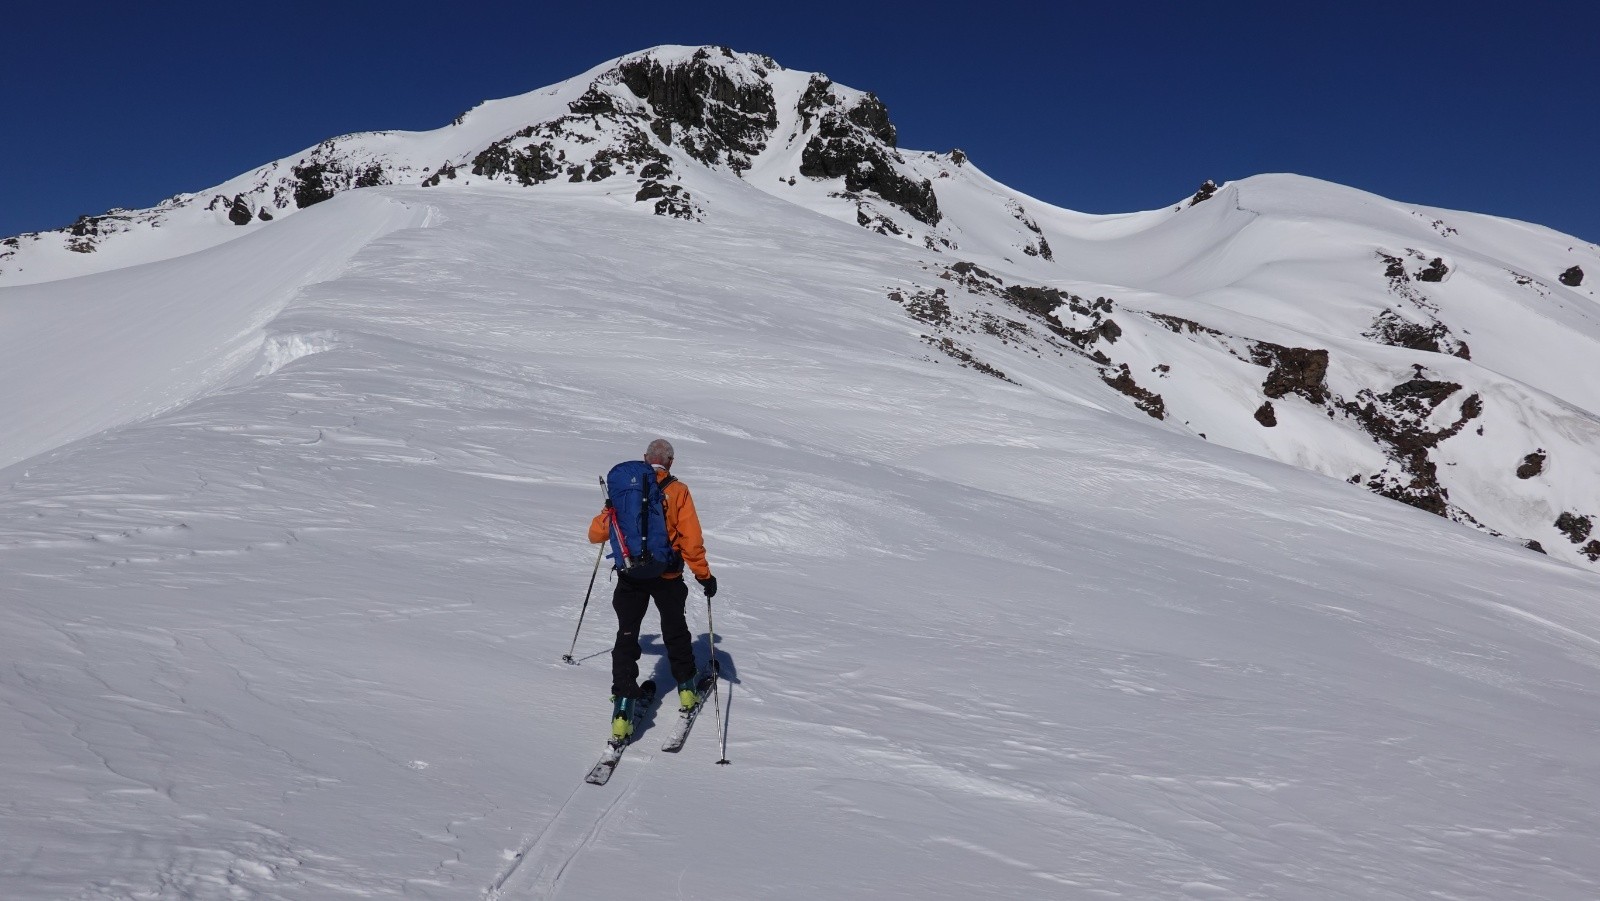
[584,680,656,786]
[660,672,719,753]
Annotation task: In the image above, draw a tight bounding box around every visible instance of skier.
[589,439,718,740]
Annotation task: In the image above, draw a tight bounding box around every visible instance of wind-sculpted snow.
[0,192,427,469]
[4,185,1600,899]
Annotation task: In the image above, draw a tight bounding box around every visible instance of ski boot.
[676,677,703,713]
[610,695,635,741]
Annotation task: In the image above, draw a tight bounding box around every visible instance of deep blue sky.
[6,2,1596,242]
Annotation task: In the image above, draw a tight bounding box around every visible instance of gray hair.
[644,438,675,465]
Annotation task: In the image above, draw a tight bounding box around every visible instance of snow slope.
[0,192,427,469]
[4,178,1600,899]
[4,46,1600,900]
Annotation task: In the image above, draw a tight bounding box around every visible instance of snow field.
[2,183,1599,899]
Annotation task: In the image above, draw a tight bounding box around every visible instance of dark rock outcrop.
[923,335,1010,382]
[1340,377,1482,517]
[634,180,697,219]
[856,205,905,236]
[288,156,385,207]
[1416,257,1449,282]
[1102,364,1166,420]
[1188,180,1219,206]
[1517,450,1546,479]
[1253,344,1330,404]
[471,133,562,185]
[1148,313,1224,338]
[799,95,940,225]
[616,50,778,171]
[1364,310,1470,358]
[291,162,337,208]
[1560,265,1585,287]
[1009,202,1054,261]
[1254,401,1278,427]
[1556,512,1593,544]
[568,86,620,116]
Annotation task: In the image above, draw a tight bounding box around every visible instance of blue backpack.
[602,460,679,579]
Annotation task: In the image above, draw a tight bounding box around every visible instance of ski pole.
[562,477,612,664]
[562,542,605,664]
[706,590,730,764]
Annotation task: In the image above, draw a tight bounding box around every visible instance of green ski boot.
[610,695,635,741]
[676,677,703,712]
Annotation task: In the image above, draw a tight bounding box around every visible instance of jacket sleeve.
[667,481,711,580]
[588,510,609,544]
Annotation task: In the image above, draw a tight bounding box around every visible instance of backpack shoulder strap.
[658,474,677,514]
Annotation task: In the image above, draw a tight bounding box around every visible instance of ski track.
[488,752,652,900]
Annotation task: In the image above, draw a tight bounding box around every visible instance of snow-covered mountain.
[8,45,1600,567]
[4,46,1600,899]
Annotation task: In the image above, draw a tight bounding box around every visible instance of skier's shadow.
[633,633,739,691]
[637,631,740,687]
[639,630,739,756]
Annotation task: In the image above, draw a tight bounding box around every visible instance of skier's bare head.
[644,438,675,468]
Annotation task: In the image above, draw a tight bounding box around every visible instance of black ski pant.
[611,573,698,698]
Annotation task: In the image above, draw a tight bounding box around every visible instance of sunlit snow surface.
[3,179,1600,900]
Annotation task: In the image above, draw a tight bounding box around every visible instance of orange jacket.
[589,468,711,580]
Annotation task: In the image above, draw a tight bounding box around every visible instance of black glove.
[697,575,718,599]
